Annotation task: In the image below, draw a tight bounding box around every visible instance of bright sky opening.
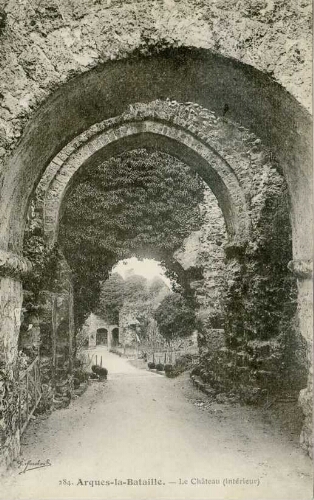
[112,257,171,287]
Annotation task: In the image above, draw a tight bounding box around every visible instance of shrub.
[156,363,165,371]
[110,348,122,357]
[164,364,173,374]
[73,378,81,389]
[154,293,196,342]
[91,365,108,379]
[73,368,89,384]
[74,358,83,369]
[191,365,200,376]
[148,362,156,369]
[97,367,108,379]
[165,354,196,378]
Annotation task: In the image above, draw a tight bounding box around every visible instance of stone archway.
[0,50,311,255]
[38,102,254,247]
[111,328,119,348]
[29,99,311,459]
[35,99,303,364]
[96,328,108,346]
[0,45,312,470]
[0,53,311,376]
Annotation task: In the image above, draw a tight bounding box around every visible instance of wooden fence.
[19,356,42,435]
[147,348,198,365]
[108,344,198,364]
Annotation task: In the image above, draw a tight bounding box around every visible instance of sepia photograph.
[0,1,312,499]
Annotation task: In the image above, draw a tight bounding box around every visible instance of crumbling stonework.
[79,313,118,349]
[174,185,228,363]
[175,186,227,322]
[0,0,311,169]
[169,158,307,411]
[0,0,312,471]
[35,98,287,250]
[30,97,311,453]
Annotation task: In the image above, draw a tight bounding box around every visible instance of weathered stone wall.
[0,0,311,164]
[0,0,311,469]
[175,186,227,320]
[174,184,227,362]
[175,167,308,420]
[79,313,118,348]
[0,277,22,471]
[0,4,311,258]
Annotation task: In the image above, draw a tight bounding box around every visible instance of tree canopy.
[149,276,167,297]
[59,149,204,327]
[96,273,125,324]
[123,274,149,302]
[97,272,153,324]
[97,270,170,339]
[154,293,196,343]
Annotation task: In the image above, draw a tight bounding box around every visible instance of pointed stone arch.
[35,100,270,249]
[0,45,311,470]
[41,125,249,246]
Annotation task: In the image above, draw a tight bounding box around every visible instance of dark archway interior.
[56,147,212,329]
[112,328,119,347]
[96,328,108,346]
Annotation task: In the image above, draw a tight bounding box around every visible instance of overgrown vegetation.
[154,293,196,343]
[198,174,306,399]
[59,149,204,328]
[165,354,196,378]
[224,180,297,344]
[97,271,170,333]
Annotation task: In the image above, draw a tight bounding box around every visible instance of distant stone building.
[80,313,119,349]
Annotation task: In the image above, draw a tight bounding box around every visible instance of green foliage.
[59,149,204,327]
[97,272,151,324]
[97,273,125,324]
[165,354,195,378]
[97,271,170,340]
[164,364,173,375]
[149,276,166,296]
[123,274,149,303]
[154,293,196,342]
[223,179,296,344]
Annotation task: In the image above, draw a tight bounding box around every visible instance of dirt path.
[2,349,312,500]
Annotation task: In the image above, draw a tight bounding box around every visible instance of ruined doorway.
[112,328,119,347]
[96,328,108,346]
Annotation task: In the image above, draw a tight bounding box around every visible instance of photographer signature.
[18,459,52,474]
